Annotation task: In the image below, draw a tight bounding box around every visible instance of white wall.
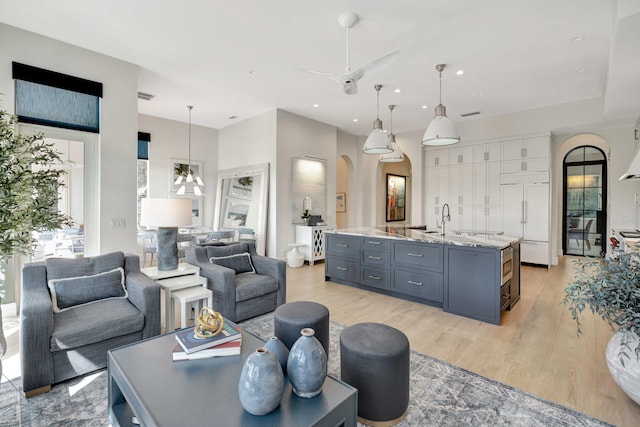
[276,110,337,258]
[138,114,219,227]
[336,130,364,228]
[0,23,138,254]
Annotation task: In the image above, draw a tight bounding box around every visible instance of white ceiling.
[2,0,639,136]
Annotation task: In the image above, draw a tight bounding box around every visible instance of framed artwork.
[223,201,250,228]
[169,158,203,195]
[386,174,406,222]
[227,176,254,200]
[336,192,346,212]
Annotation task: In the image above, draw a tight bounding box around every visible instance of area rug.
[0,313,613,427]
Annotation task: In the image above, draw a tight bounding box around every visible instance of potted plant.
[0,105,72,375]
[301,209,311,225]
[562,253,640,404]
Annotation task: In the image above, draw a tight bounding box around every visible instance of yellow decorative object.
[193,307,225,338]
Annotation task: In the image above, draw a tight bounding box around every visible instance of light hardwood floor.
[287,256,640,427]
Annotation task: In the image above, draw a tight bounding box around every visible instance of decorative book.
[172,337,242,361]
[175,318,242,354]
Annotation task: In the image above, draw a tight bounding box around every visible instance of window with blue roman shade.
[12,62,103,133]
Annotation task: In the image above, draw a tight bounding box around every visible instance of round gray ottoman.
[273,301,330,354]
[340,322,409,426]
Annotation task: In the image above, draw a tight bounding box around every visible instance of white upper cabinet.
[501,136,550,173]
[473,162,501,205]
[425,148,449,167]
[473,142,501,163]
[425,166,449,206]
[449,146,473,165]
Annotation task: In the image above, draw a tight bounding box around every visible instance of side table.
[141,263,207,332]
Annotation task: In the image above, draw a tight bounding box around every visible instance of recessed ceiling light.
[479,91,486,96]
[456,70,464,76]
[313,104,319,108]
[248,69,256,74]
[576,67,587,73]
[229,115,238,120]
[394,89,401,93]
[571,34,584,42]
[421,105,428,109]
[353,118,358,122]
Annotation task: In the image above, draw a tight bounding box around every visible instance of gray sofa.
[185,242,286,322]
[20,252,160,397]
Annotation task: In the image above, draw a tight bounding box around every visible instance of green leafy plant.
[562,254,640,364]
[0,107,72,271]
[301,209,310,219]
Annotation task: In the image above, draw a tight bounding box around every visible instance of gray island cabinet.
[325,228,520,325]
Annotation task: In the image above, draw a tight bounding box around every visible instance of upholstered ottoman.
[340,322,410,426]
[273,301,329,354]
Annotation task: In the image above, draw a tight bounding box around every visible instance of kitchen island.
[324,227,521,325]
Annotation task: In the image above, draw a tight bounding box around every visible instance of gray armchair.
[185,242,286,322]
[20,252,160,397]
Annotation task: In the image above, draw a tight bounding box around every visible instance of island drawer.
[361,237,391,251]
[362,249,391,267]
[361,267,391,290]
[393,242,443,272]
[393,268,443,302]
[326,257,360,283]
[326,235,361,260]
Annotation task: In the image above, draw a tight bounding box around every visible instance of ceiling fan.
[300,12,399,95]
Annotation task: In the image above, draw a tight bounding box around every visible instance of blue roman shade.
[12,62,103,133]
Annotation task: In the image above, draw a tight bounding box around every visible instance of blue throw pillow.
[209,252,255,274]
[48,267,127,313]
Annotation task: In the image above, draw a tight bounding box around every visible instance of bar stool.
[170,286,213,329]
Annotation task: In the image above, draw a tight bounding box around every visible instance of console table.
[108,329,357,426]
[296,225,335,265]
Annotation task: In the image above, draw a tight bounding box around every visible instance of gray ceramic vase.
[263,336,289,374]
[287,328,327,398]
[238,347,285,415]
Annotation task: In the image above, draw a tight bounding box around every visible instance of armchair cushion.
[48,267,127,312]
[235,273,278,302]
[50,298,144,351]
[209,252,255,274]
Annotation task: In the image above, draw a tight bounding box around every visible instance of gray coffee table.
[108,329,357,427]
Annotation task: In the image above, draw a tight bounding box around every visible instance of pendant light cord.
[187,105,193,172]
[439,69,442,105]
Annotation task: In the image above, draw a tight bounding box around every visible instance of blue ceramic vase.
[238,347,284,415]
[263,336,289,374]
[287,328,327,398]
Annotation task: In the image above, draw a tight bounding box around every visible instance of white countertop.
[327,226,520,249]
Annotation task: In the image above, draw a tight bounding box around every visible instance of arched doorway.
[562,146,607,257]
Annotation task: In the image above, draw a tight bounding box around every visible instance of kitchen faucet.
[440,203,451,236]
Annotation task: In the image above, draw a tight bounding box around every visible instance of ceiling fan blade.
[353,50,400,76]
[297,68,344,83]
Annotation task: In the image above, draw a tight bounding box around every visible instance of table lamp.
[140,198,193,271]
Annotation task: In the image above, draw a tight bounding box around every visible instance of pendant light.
[379,105,404,162]
[175,105,204,196]
[422,64,460,146]
[363,84,393,154]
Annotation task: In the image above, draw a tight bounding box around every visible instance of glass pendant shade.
[174,175,183,185]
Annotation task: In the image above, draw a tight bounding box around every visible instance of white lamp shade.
[379,141,404,162]
[363,129,393,154]
[422,115,460,146]
[140,198,192,227]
